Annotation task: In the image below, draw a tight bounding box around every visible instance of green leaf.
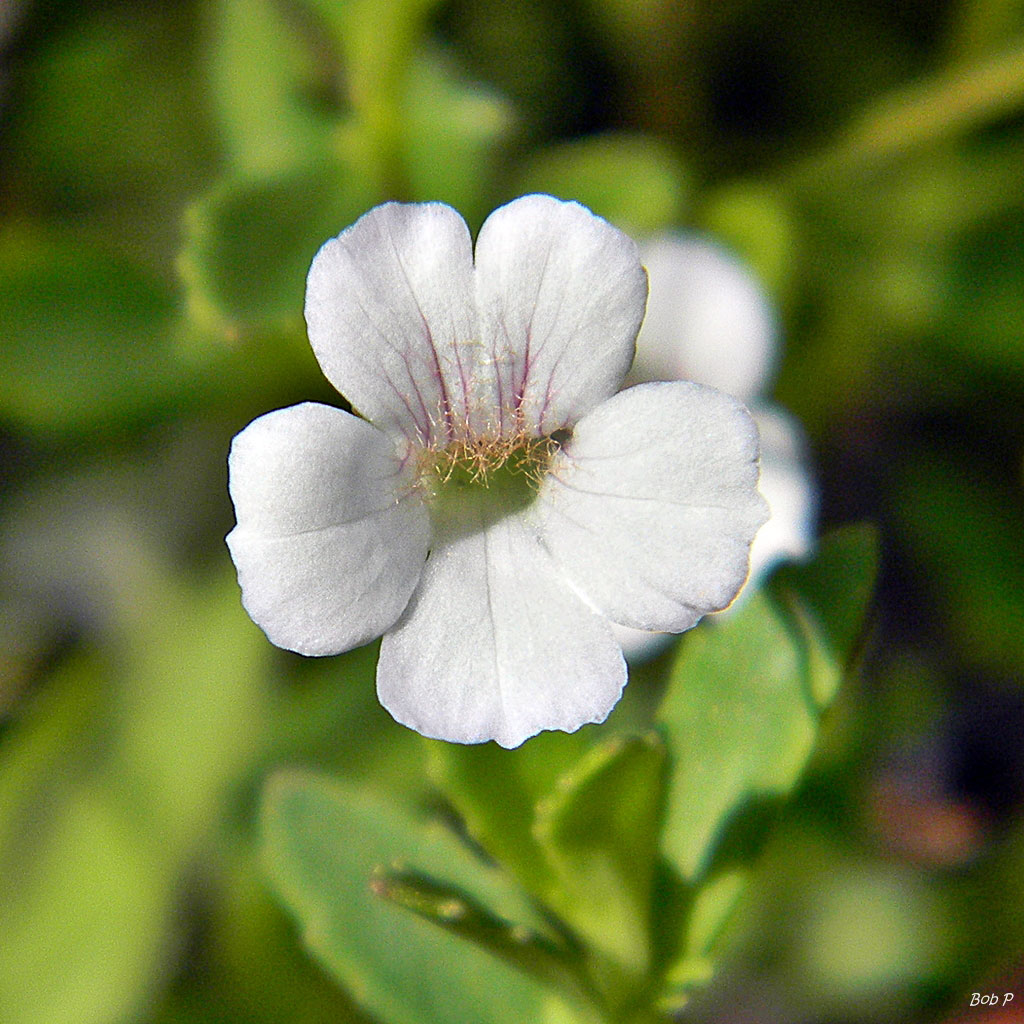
[895,454,1024,676]
[0,652,108,871]
[770,523,880,707]
[698,182,797,302]
[261,769,589,1024]
[426,730,591,902]
[534,734,666,973]
[0,231,190,436]
[370,865,596,1011]
[302,0,445,182]
[659,527,877,884]
[655,529,878,1005]
[512,133,689,236]
[207,0,336,174]
[658,590,817,883]
[11,7,211,204]
[942,203,1024,380]
[0,781,174,1024]
[179,161,378,339]
[111,565,271,856]
[403,49,517,228]
[659,869,749,1012]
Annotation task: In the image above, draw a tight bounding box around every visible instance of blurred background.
[2,1,1024,1022]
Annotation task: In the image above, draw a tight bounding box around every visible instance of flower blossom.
[616,234,818,660]
[226,196,768,747]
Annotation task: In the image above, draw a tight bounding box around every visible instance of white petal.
[226,403,430,656]
[534,381,769,633]
[610,623,675,664]
[748,404,817,582]
[377,513,626,748]
[304,202,482,447]
[473,194,648,436]
[630,235,777,402]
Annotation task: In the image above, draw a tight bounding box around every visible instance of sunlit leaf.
[302,0,444,179]
[659,527,877,882]
[659,591,814,884]
[403,49,517,228]
[261,770,589,1024]
[207,0,336,174]
[660,868,748,1011]
[370,864,596,1010]
[0,652,108,873]
[111,566,271,856]
[426,730,591,902]
[699,182,797,301]
[534,734,666,973]
[0,782,173,1024]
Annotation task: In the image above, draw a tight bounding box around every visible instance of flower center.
[417,430,566,541]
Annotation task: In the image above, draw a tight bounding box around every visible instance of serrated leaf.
[179,161,378,338]
[534,734,666,973]
[261,770,588,1024]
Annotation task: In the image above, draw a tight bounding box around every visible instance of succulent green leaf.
[534,734,667,973]
[370,865,598,1014]
[658,589,815,883]
[261,769,588,1024]
[659,527,877,884]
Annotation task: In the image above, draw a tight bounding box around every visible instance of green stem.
[786,39,1024,189]
[944,0,1024,64]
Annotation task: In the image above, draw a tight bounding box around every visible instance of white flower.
[226,197,768,747]
[616,234,818,661]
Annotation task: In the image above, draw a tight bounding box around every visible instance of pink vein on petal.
[382,219,456,443]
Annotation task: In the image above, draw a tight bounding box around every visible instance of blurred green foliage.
[2,0,1024,1022]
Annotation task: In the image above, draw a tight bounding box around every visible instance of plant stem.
[786,39,1024,189]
